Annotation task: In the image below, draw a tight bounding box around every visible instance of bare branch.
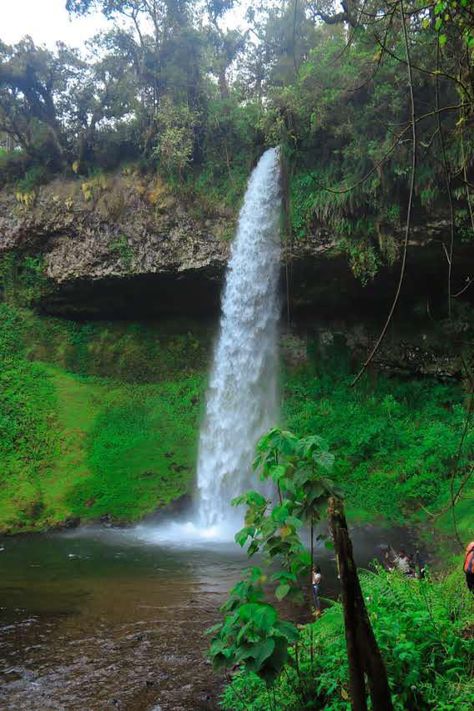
[351,0,417,387]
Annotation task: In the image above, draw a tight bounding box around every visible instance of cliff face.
[0,172,473,377]
[0,174,231,283]
[0,172,461,295]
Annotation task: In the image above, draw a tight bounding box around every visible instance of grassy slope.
[282,366,473,543]
[0,364,203,533]
[42,368,203,525]
[0,305,471,538]
[0,305,206,533]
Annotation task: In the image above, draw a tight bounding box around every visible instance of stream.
[0,522,418,711]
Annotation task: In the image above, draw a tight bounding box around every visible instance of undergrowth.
[283,365,473,529]
[222,567,474,710]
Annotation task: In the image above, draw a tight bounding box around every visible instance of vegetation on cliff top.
[1,1,472,278]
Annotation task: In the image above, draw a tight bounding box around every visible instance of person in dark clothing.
[414,549,426,579]
[464,541,474,592]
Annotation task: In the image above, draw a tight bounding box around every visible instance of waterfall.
[196,147,282,528]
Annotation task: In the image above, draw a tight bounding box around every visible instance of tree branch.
[351,0,417,387]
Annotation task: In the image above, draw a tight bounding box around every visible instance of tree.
[209,427,393,709]
[0,39,67,166]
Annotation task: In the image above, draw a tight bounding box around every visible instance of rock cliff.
[0,172,472,377]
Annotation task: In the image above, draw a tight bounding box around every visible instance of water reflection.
[0,524,417,710]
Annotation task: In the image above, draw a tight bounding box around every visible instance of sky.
[0,0,108,48]
[0,0,249,50]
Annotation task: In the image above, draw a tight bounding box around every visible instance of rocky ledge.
[0,172,472,322]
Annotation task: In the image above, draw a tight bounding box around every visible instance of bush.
[0,150,31,188]
[223,568,474,710]
[15,164,50,193]
[283,366,473,522]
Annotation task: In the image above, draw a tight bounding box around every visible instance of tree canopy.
[0,1,472,263]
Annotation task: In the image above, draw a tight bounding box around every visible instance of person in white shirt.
[311,565,322,613]
[394,549,411,575]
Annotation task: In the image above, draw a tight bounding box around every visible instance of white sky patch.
[1,0,109,49]
[0,0,249,50]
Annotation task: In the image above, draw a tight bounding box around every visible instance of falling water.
[196,147,282,528]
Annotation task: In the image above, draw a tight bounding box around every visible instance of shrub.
[222,568,474,710]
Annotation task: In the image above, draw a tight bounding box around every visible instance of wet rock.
[61,517,81,530]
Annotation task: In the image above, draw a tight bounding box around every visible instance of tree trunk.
[328,497,393,711]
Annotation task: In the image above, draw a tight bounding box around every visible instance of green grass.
[64,373,203,521]
[0,363,204,533]
[282,364,474,536]
[0,305,205,533]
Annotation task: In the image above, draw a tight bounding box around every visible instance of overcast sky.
[0,0,108,48]
[0,0,248,50]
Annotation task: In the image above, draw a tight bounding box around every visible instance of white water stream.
[196,147,282,529]
[135,147,282,545]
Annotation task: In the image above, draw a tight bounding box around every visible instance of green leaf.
[275,583,291,600]
[314,449,335,472]
[259,637,289,683]
[235,526,255,547]
[238,603,277,631]
[274,620,300,643]
[240,638,276,669]
[270,463,287,482]
[286,515,303,529]
[271,502,291,524]
[206,623,223,636]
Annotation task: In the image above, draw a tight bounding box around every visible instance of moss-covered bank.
[0,304,472,538]
[0,305,209,533]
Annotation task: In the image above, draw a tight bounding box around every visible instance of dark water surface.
[0,524,416,711]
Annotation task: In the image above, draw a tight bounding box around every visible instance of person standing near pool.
[312,565,322,615]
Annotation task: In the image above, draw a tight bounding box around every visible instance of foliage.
[0,253,49,306]
[0,304,207,532]
[109,234,134,270]
[209,427,340,685]
[0,1,471,254]
[222,566,474,710]
[15,165,49,192]
[22,311,211,381]
[81,172,109,201]
[0,304,58,529]
[283,362,474,523]
[211,421,472,709]
[209,567,300,683]
[153,96,199,177]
